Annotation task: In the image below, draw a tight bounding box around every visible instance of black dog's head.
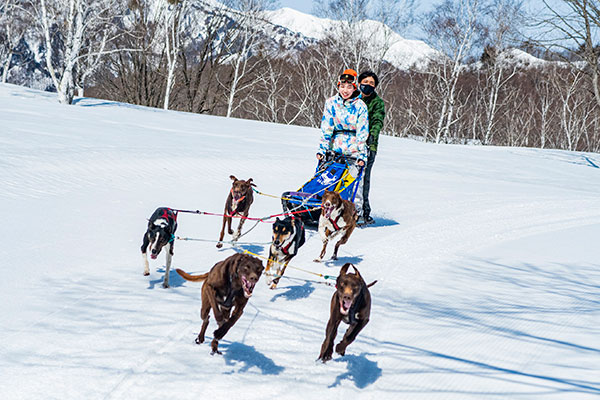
[336,263,364,316]
[146,216,174,259]
[234,254,264,298]
[271,217,294,249]
[229,175,255,201]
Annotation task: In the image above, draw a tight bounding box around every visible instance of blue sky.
[276,0,565,41]
[277,0,561,18]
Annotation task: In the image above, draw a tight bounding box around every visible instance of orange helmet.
[337,68,358,89]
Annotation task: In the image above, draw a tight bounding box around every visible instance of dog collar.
[230,189,246,204]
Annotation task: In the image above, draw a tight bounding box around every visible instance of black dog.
[265,216,306,289]
[141,207,178,288]
[318,263,376,362]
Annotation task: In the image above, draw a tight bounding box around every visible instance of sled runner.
[281,151,363,226]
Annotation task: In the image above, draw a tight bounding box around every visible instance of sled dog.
[141,207,178,288]
[217,176,255,248]
[318,263,376,362]
[314,190,357,262]
[175,253,264,355]
[265,216,306,289]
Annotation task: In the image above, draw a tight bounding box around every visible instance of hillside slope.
[1,83,599,399]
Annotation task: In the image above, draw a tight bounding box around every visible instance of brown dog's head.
[336,263,364,316]
[321,190,343,219]
[234,253,264,298]
[229,175,255,201]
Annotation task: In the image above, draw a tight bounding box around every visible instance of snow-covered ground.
[1,83,599,399]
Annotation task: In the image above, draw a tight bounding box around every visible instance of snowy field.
[1,83,599,399]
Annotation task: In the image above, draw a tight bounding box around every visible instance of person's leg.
[362,150,376,219]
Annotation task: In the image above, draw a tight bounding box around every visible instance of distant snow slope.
[265,7,437,69]
[1,83,600,399]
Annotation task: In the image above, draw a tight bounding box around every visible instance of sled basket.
[282,152,363,226]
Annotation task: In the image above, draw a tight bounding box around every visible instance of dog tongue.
[340,299,352,315]
[242,276,254,298]
[325,207,332,218]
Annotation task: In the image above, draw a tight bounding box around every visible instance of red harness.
[328,213,343,231]
[161,208,178,222]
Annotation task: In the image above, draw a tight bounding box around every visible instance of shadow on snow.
[221,342,284,375]
[329,352,382,389]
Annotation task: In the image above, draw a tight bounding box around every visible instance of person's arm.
[356,102,369,163]
[318,98,334,158]
[368,97,385,150]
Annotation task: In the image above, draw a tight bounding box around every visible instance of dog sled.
[281,151,363,226]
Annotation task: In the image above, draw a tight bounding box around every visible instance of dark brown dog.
[314,190,357,262]
[217,175,255,248]
[318,263,376,362]
[176,253,264,354]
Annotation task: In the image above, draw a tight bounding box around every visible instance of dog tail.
[175,268,209,282]
[367,280,378,288]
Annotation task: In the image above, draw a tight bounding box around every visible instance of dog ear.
[247,178,256,187]
[350,264,362,278]
[230,175,238,182]
[275,217,280,222]
[339,263,352,276]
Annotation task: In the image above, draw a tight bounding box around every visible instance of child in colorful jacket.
[316,68,369,216]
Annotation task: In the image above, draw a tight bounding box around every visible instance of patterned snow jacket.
[318,93,369,162]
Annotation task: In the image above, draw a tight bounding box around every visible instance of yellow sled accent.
[334,168,356,194]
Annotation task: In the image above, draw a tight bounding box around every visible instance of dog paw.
[269,283,278,290]
[162,282,170,289]
[331,255,338,261]
[313,258,322,263]
[195,335,204,345]
[210,339,221,355]
[335,343,346,356]
[228,229,234,235]
[216,242,223,249]
[318,353,332,363]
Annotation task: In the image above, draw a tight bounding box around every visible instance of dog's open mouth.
[241,275,256,298]
[324,205,334,218]
[150,254,158,260]
[232,192,242,201]
[340,298,353,315]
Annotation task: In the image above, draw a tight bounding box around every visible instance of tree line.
[1,0,599,152]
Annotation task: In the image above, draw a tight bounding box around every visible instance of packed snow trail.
[1,83,599,399]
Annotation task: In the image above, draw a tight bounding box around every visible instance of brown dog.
[318,263,376,362]
[175,253,264,355]
[217,175,255,248]
[314,190,357,262]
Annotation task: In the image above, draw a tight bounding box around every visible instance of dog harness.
[328,213,343,231]
[280,220,304,256]
[160,208,178,222]
[347,284,366,325]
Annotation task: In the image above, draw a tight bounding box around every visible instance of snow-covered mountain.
[264,7,437,70]
[2,82,600,398]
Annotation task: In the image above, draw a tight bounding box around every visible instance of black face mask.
[360,83,375,96]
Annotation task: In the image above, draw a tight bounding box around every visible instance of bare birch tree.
[30,0,124,104]
[220,0,275,118]
[0,0,26,83]
[315,0,415,72]
[534,0,600,108]
[163,0,188,110]
[423,0,486,143]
